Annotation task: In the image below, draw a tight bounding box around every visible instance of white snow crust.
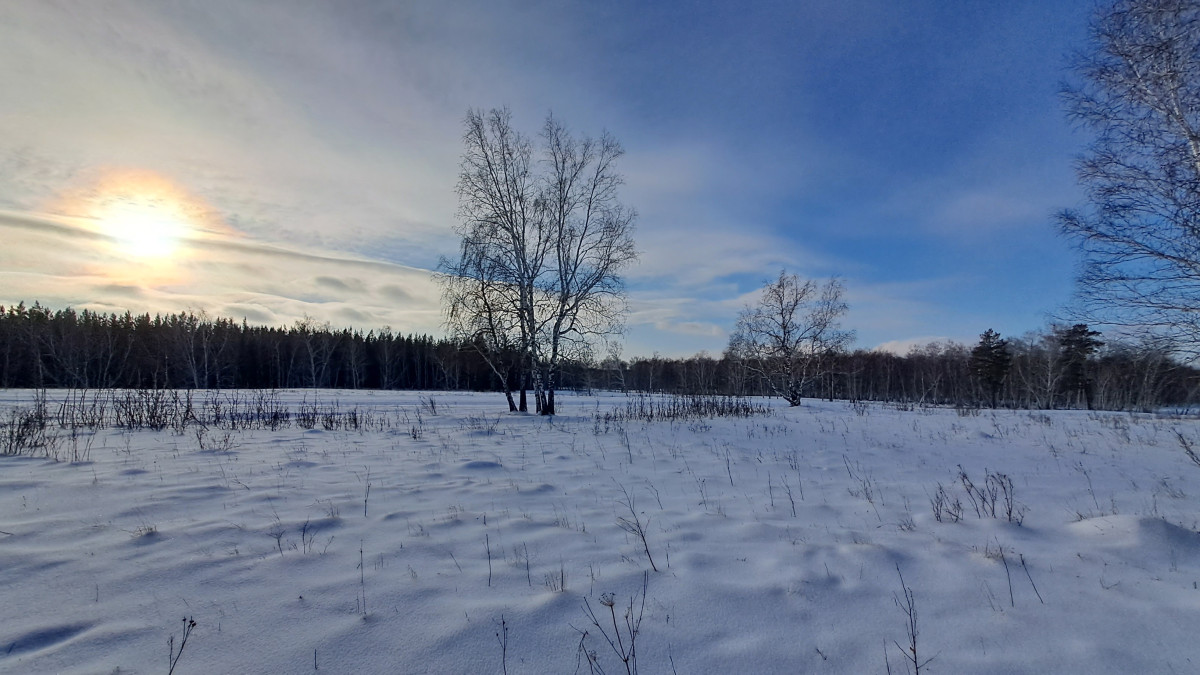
[1,390,1199,673]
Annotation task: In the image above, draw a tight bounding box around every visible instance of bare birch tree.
[440,240,524,410]
[535,115,637,414]
[728,272,853,406]
[440,108,637,414]
[1060,0,1200,352]
[441,108,538,410]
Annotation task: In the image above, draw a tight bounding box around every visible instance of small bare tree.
[728,271,853,406]
[441,239,526,411]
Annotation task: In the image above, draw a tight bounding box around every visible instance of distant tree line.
[0,303,495,391]
[2,302,1197,412]
[579,325,1199,412]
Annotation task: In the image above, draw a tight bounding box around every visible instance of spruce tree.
[1058,324,1104,409]
[970,329,1011,407]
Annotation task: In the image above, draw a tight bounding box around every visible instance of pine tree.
[970,329,1011,407]
[1058,324,1104,409]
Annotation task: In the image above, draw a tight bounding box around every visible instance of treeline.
[579,329,1199,412]
[2,303,1197,411]
[0,303,496,391]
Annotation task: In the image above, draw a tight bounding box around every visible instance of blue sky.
[0,1,1097,357]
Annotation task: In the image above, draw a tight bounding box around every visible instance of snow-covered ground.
[2,389,1199,674]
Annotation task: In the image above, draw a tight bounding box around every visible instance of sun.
[87,171,200,260]
[45,168,232,285]
[48,168,221,264]
[43,167,234,287]
[96,195,190,259]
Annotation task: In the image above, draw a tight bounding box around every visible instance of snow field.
[1,390,1199,673]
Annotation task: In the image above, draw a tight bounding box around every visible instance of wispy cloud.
[0,210,441,332]
[873,336,960,356]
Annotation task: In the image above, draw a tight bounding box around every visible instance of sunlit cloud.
[873,336,961,356]
[0,209,441,333]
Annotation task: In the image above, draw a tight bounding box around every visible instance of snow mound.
[1067,515,1200,550]
[1066,514,1200,572]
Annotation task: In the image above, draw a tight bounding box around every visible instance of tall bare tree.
[441,108,536,410]
[728,272,853,406]
[1060,0,1200,352]
[441,108,637,414]
[535,115,637,414]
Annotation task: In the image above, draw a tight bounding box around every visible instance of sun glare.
[87,171,206,261]
[52,168,222,263]
[97,196,189,259]
[42,168,237,288]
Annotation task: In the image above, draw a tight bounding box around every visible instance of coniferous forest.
[2,301,1197,412]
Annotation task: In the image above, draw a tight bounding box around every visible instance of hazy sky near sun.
[0,1,1096,357]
